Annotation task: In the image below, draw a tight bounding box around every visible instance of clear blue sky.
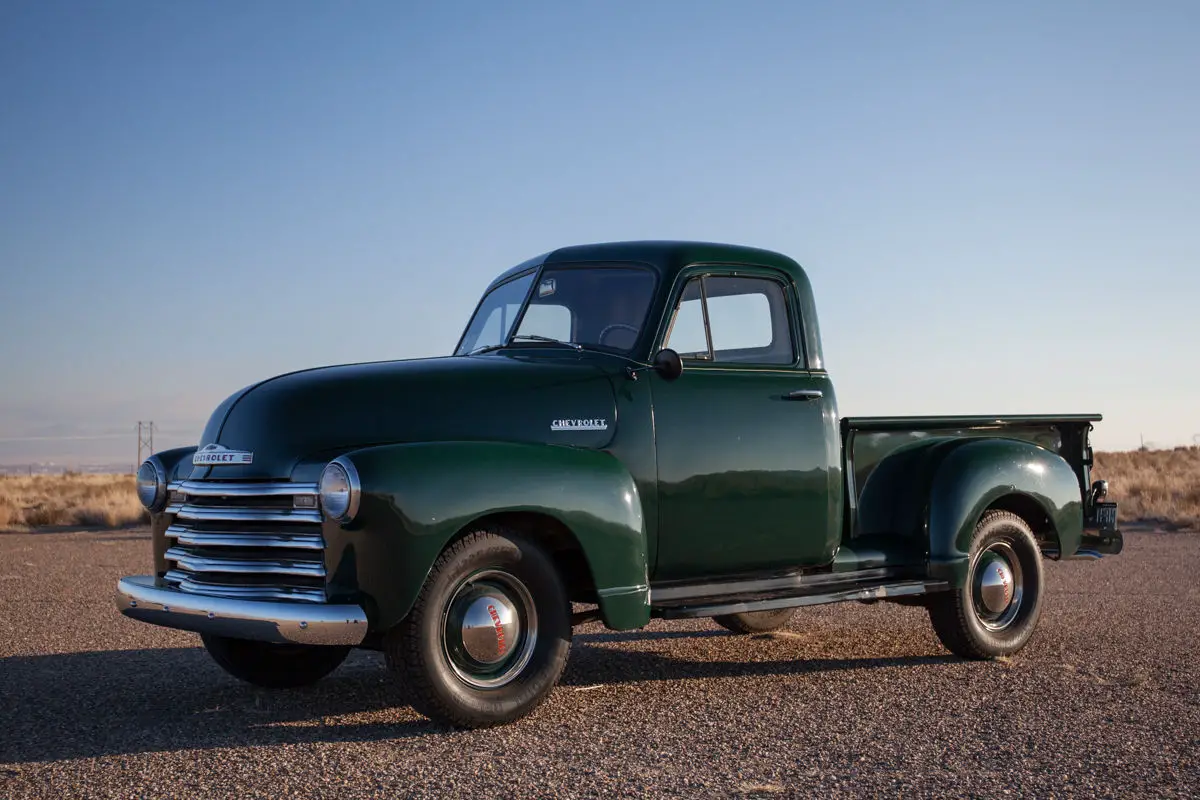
[1,1,1197,464]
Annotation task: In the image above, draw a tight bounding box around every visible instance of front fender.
[927,438,1084,584]
[324,441,649,632]
[155,446,199,481]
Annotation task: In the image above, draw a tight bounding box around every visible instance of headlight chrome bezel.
[319,457,361,524]
[136,457,168,512]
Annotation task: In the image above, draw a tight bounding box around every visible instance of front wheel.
[201,634,350,688]
[927,510,1044,659]
[385,527,572,728]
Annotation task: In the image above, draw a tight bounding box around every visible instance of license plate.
[1094,503,1118,531]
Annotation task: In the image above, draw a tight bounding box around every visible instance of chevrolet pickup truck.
[117,240,1122,728]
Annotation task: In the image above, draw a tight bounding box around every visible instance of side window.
[664,275,795,365]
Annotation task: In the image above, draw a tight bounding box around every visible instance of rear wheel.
[711,608,796,635]
[385,527,572,728]
[201,634,350,688]
[927,510,1044,659]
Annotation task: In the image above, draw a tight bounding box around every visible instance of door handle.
[784,389,823,401]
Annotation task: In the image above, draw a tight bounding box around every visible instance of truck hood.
[188,353,619,480]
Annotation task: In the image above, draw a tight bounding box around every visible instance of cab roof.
[486,240,807,292]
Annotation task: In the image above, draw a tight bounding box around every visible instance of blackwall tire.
[927,510,1045,659]
[201,634,351,688]
[385,527,572,728]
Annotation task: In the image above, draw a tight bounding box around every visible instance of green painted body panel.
[651,368,841,579]
[926,439,1085,582]
[324,441,649,631]
[853,430,1089,584]
[156,446,201,483]
[644,258,841,579]
[193,354,619,481]
[154,241,1109,634]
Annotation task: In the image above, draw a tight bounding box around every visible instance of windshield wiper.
[467,343,509,356]
[467,335,581,355]
[509,334,583,351]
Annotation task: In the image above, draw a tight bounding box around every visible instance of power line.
[137,421,154,466]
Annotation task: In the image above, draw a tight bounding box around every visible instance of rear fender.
[926,438,1083,584]
[324,441,649,631]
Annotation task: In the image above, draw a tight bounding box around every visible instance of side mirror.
[653,348,683,382]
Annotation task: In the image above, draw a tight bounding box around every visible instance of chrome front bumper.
[115,576,368,646]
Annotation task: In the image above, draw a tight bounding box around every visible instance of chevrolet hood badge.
[192,443,254,466]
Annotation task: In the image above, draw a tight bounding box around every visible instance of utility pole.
[137,421,155,466]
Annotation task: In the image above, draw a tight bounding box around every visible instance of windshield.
[456,265,657,355]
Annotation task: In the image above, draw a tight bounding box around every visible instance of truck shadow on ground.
[0,631,958,764]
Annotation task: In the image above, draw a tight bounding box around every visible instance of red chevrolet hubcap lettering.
[487,603,507,655]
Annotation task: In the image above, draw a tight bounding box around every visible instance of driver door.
[650,269,836,581]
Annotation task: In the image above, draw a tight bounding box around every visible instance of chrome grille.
[163,480,326,603]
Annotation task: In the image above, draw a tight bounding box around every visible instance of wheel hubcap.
[459,594,521,665]
[977,557,1014,614]
[972,542,1024,630]
[443,570,538,689]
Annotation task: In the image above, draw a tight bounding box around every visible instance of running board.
[655,579,951,620]
[650,566,903,606]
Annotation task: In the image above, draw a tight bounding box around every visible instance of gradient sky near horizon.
[2,1,1197,464]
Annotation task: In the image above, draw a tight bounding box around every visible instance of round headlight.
[319,458,360,523]
[136,459,166,511]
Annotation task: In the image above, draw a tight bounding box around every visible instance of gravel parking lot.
[0,527,1196,798]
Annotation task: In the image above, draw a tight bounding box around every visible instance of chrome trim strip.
[167,506,324,524]
[165,525,324,550]
[116,575,365,645]
[166,548,326,577]
[597,584,650,598]
[163,570,326,603]
[169,481,318,497]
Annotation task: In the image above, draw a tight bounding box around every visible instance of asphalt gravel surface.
[0,527,1196,798]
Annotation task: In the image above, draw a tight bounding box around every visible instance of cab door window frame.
[655,265,807,370]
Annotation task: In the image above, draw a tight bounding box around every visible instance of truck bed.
[842,414,1101,540]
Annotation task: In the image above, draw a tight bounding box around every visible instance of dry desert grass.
[0,473,148,531]
[1092,446,1200,531]
[0,447,1196,532]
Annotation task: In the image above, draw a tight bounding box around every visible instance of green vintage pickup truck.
[118,241,1122,727]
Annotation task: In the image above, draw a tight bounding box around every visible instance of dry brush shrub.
[1093,447,1200,530]
[0,473,148,531]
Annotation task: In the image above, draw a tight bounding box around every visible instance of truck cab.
[456,242,844,581]
[117,241,1122,728]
